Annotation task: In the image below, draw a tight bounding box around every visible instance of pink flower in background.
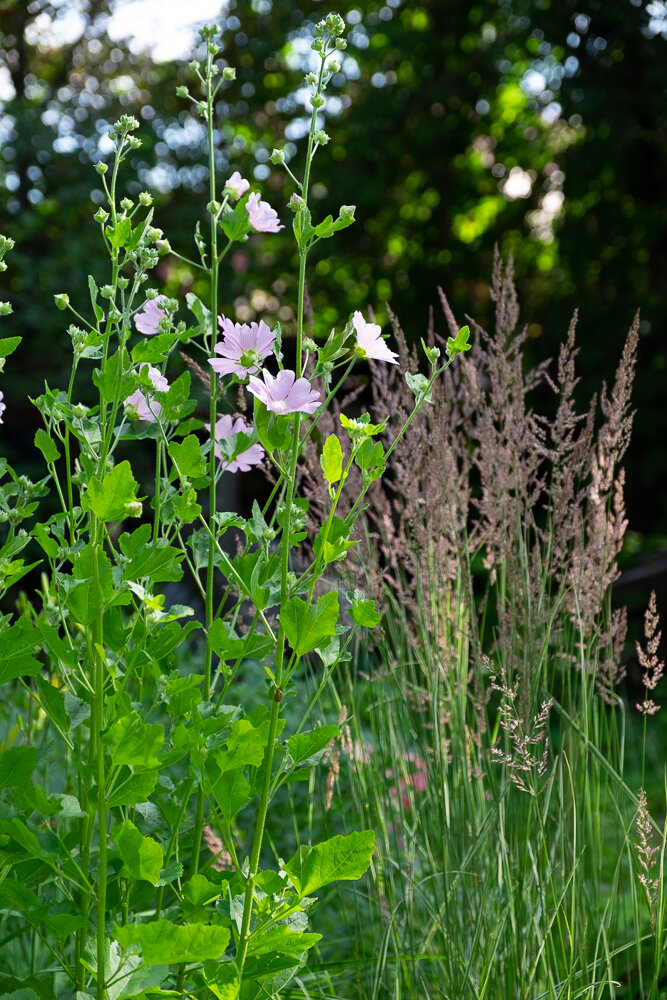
[225,171,250,200]
[123,364,169,422]
[246,192,284,234]
[206,414,264,473]
[0,390,5,424]
[352,310,399,365]
[247,369,320,415]
[209,317,276,379]
[134,296,168,336]
[387,754,428,811]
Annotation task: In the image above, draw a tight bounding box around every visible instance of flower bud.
[95,161,108,175]
[93,207,109,223]
[100,285,114,299]
[223,66,236,81]
[303,337,317,352]
[314,129,330,145]
[269,147,286,165]
[335,37,347,50]
[176,85,189,98]
[54,293,69,311]
[207,200,221,216]
[208,41,220,55]
[120,197,134,212]
[124,500,143,518]
[328,58,341,74]
[0,301,12,316]
[139,191,153,206]
[189,60,200,71]
[338,204,355,221]
[288,193,306,212]
[326,13,345,36]
[156,239,172,254]
[114,114,140,133]
[128,136,142,149]
[305,72,318,85]
[310,94,325,109]
[117,276,129,290]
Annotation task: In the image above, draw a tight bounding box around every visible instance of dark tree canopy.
[1,0,665,542]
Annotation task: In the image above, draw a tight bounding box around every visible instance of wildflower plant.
[0,14,469,1000]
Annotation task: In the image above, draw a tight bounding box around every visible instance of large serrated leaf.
[284,830,375,897]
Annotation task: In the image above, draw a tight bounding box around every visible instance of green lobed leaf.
[284,830,375,897]
[287,726,339,766]
[281,592,339,658]
[131,331,178,364]
[246,926,321,958]
[208,765,250,821]
[112,820,164,885]
[107,217,132,248]
[103,713,164,770]
[85,460,139,522]
[107,770,158,808]
[446,323,471,358]
[0,618,42,683]
[320,433,343,485]
[34,428,60,464]
[202,960,239,1000]
[0,335,21,359]
[219,203,251,242]
[208,619,275,663]
[313,516,357,565]
[180,873,222,921]
[115,920,230,964]
[168,434,206,480]
[0,746,37,789]
[355,438,384,471]
[348,589,383,628]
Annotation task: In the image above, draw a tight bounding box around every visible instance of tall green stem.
[190,46,221,881]
[91,524,108,1000]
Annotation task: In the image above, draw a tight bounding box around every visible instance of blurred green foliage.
[1,0,666,540]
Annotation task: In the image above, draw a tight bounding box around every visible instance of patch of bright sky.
[28,0,228,63]
[1,0,227,98]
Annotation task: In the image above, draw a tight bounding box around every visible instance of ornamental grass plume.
[301,250,638,715]
[635,788,661,930]
[636,591,665,716]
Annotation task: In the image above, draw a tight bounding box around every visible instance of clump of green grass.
[300,254,666,999]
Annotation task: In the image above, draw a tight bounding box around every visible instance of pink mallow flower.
[352,310,399,365]
[225,171,250,200]
[0,389,5,424]
[206,414,264,473]
[209,317,276,379]
[123,364,169,423]
[134,295,168,336]
[247,369,320,415]
[246,192,284,234]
